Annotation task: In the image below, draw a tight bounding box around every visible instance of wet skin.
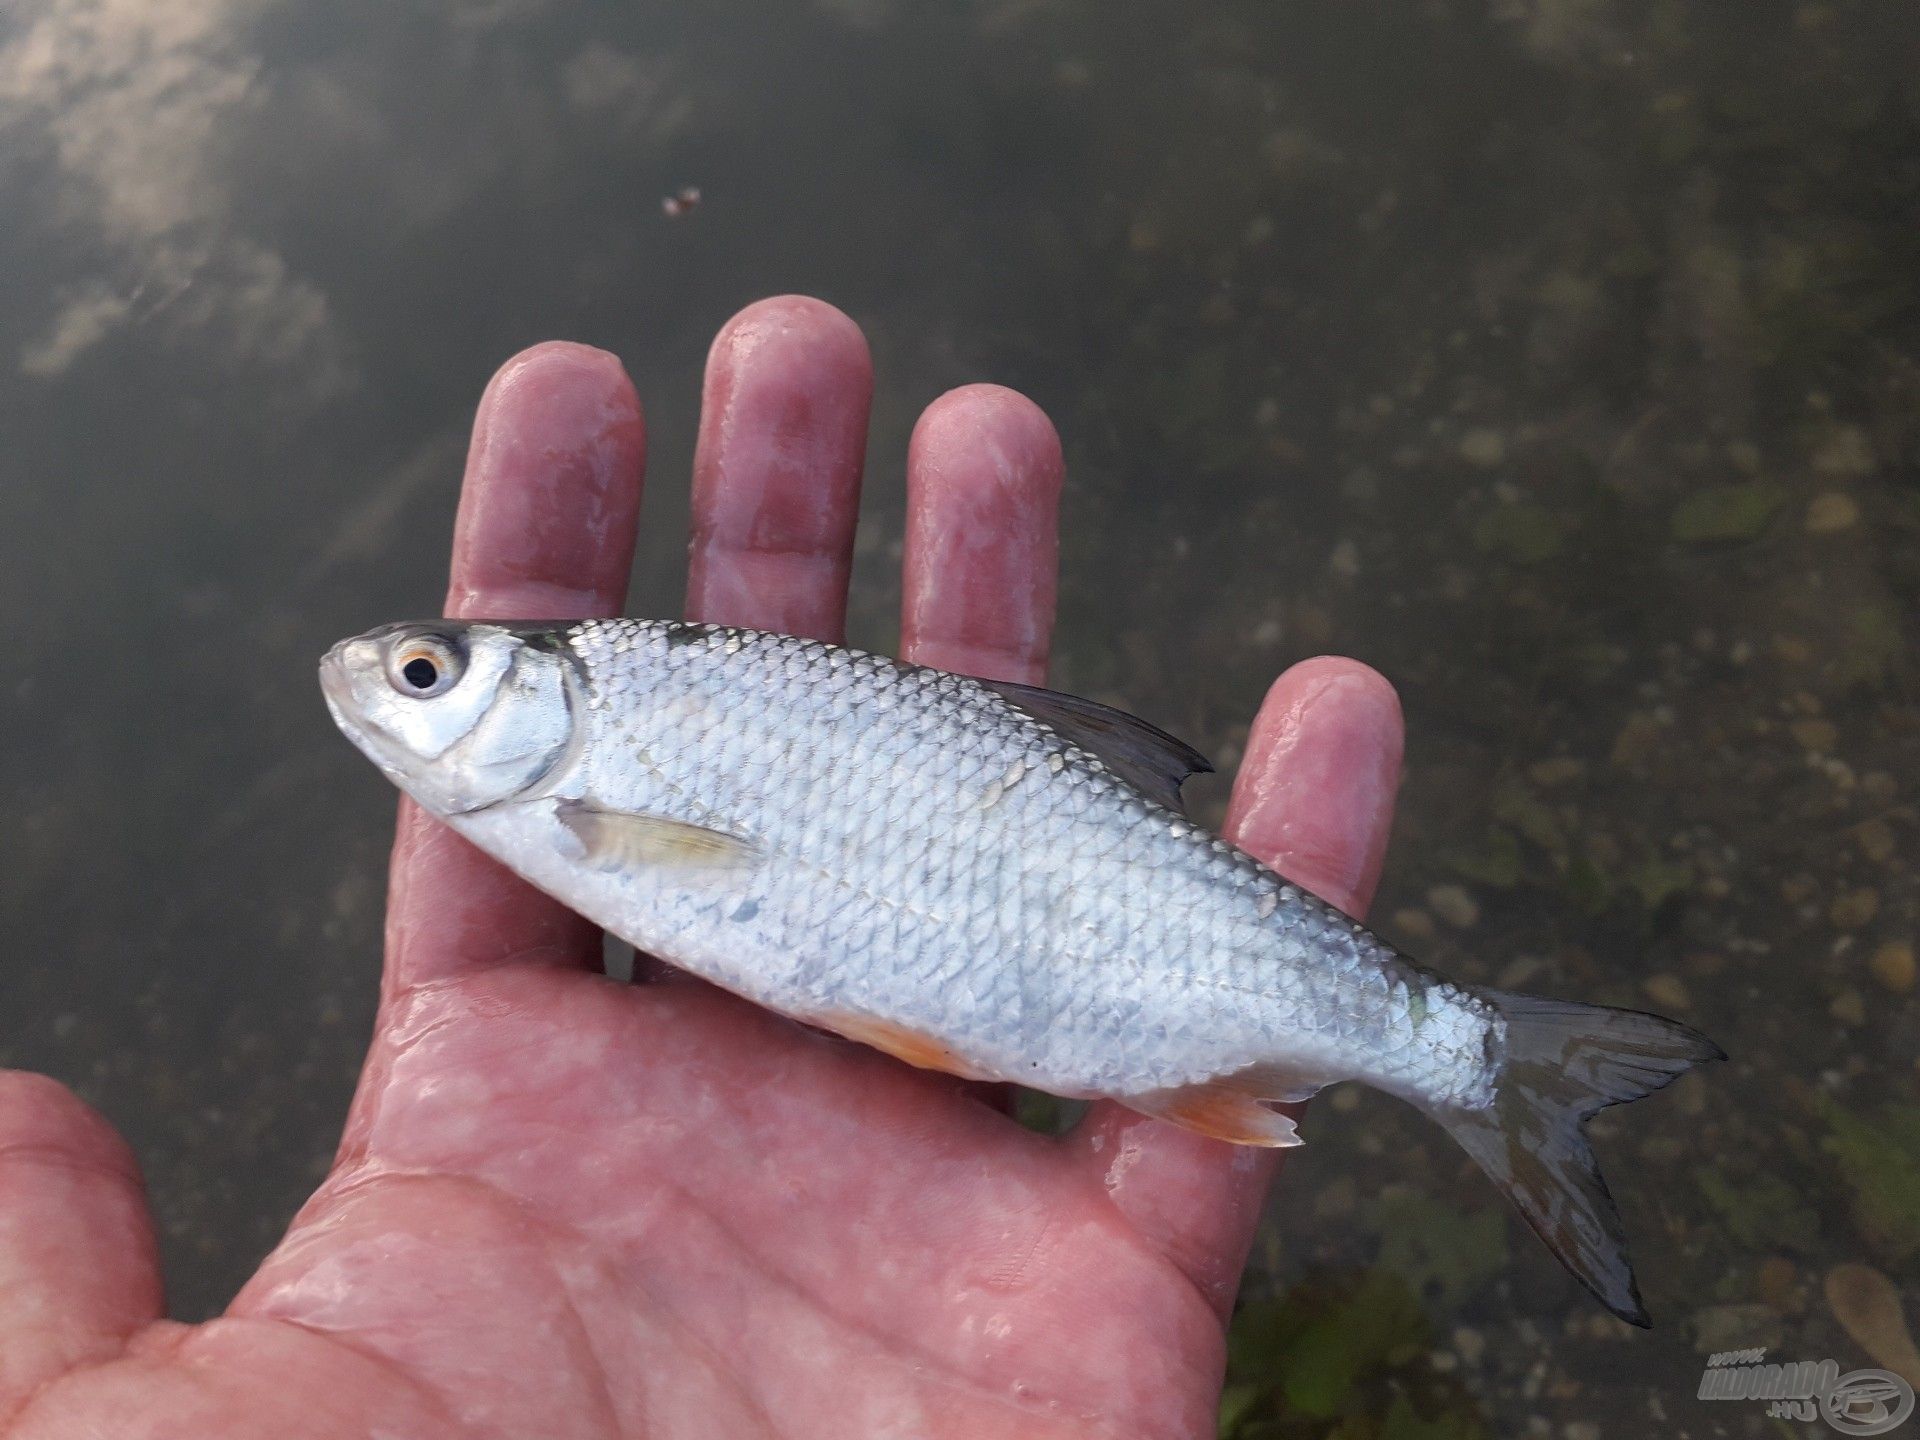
[0,296,1404,1439]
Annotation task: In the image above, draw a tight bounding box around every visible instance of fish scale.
[324,614,1725,1324]
[537,619,1493,1105]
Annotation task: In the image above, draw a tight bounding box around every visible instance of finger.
[901,385,1063,685]
[1065,657,1403,1318]
[1217,658,1401,915]
[0,1072,161,1417]
[687,296,872,642]
[386,342,646,993]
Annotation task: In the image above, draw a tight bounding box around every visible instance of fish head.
[321,621,575,815]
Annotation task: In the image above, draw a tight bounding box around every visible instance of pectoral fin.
[1126,1077,1305,1147]
[555,799,761,871]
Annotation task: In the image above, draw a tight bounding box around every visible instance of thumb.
[0,1073,161,1422]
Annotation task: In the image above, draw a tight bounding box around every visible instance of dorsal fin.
[975,678,1212,813]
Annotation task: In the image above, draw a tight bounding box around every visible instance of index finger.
[384,342,646,995]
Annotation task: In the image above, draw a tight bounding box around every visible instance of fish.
[321,616,1724,1325]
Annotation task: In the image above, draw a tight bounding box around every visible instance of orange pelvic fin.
[1126,1077,1305,1147]
[818,1011,988,1080]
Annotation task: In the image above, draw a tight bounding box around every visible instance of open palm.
[0,298,1404,1440]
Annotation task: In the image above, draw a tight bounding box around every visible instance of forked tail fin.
[1433,991,1725,1326]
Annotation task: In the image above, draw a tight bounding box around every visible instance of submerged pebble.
[1642,974,1691,1011]
[1869,942,1915,994]
[1791,718,1839,753]
[1812,424,1876,477]
[1392,907,1437,941]
[1825,1264,1920,1387]
[1529,757,1587,787]
[1755,1256,1799,1311]
[1805,492,1861,533]
[1855,818,1896,863]
[1459,427,1506,467]
[1830,888,1880,929]
[1427,884,1481,928]
[1692,1303,1784,1353]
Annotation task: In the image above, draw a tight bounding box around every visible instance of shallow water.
[2,1,1915,1433]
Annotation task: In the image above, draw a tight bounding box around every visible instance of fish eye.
[383,633,463,698]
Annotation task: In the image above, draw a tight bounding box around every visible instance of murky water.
[2,1,1915,1433]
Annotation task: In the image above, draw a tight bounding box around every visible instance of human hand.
[0,296,1404,1439]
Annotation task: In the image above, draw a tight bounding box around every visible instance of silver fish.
[321,617,1722,1325]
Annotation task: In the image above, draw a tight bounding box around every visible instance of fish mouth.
[317,641,368,741]
[318,639,414,787]
[317,640,349,702]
